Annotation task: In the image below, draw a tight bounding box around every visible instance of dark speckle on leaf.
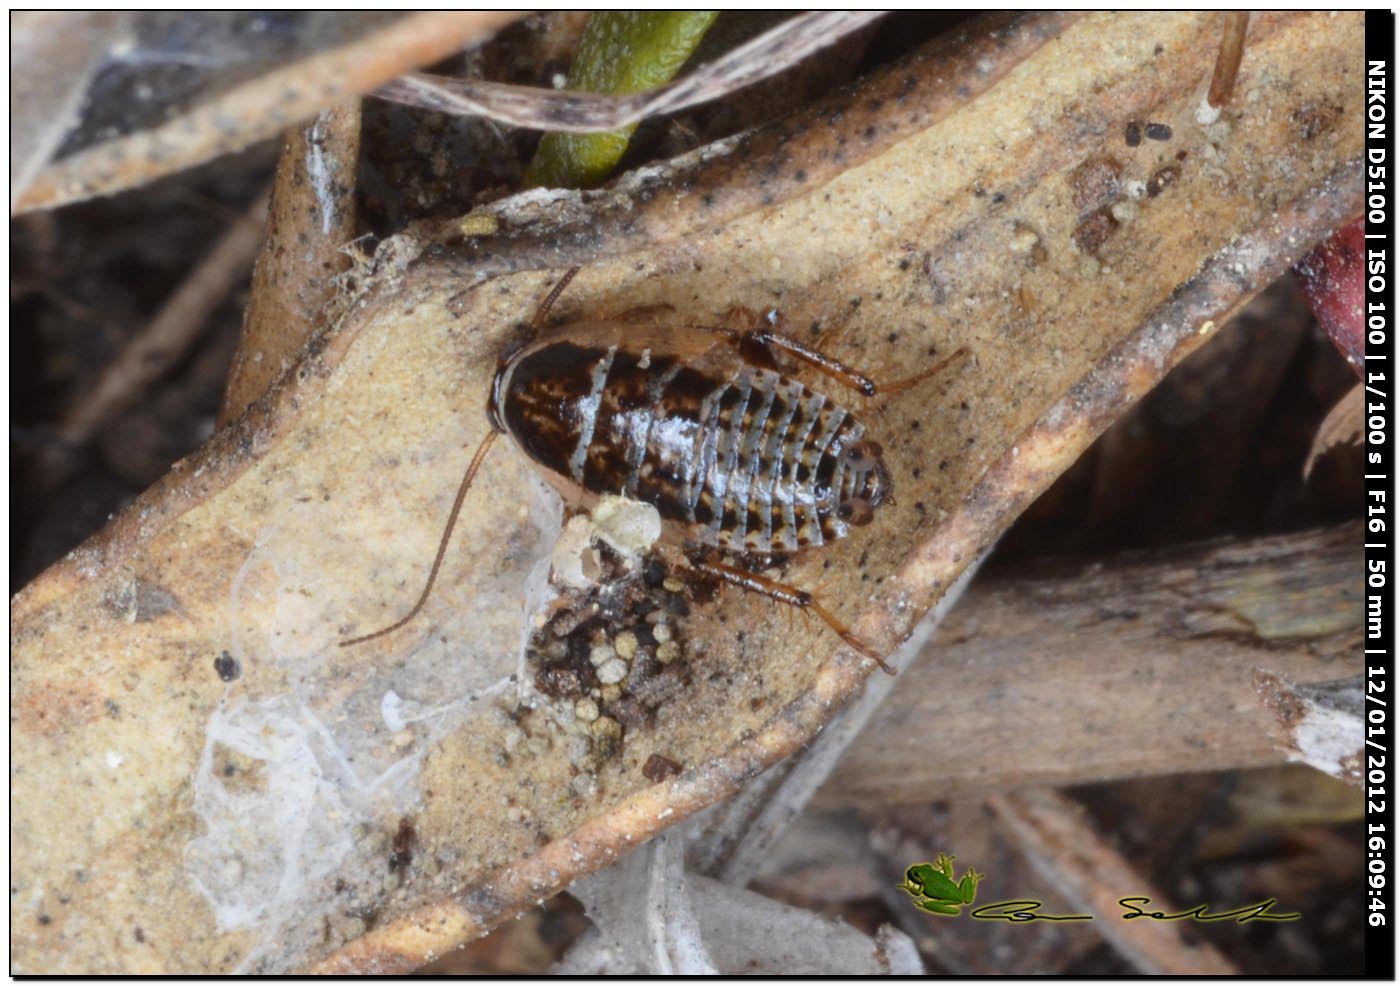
[643,754,683,782]
[214,651,240,682]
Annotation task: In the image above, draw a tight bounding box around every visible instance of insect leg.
[743,326,879,397]
[341,428,500,647]
[690,558,894,674]
[532,266,581,329]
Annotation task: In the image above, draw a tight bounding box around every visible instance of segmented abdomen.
[500,341,866,553]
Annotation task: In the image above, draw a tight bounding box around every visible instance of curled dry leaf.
[218,102,362,425]
[1304,382,1364,478]
[10,11,1363,974]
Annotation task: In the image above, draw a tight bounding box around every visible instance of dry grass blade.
[13,12,523,214]
[376,11,886,133]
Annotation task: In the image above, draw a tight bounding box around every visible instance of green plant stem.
[525,11,718,189]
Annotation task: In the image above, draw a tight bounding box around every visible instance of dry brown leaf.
[218,103,362,426]
[10,11,1363,974]
[1304,381,1364,478]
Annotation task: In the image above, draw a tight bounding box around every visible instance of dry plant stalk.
[989,788,1240,974]
[9,12,1362,974]
[820,524,1362,807]
[1208,12,1251,109]
[32,194,268,495]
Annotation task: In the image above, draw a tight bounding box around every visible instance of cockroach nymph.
[342,269,966,675]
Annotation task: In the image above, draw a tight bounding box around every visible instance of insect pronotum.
[342,269,967,675]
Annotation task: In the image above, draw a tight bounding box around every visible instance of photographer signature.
[968,897,1300,924]
[899,856,1299,923]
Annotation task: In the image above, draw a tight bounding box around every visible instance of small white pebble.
[653,623,673,643]
[589,643,615,667]
[597,658,628,684]
[591,715,622,739]
[656,641,680,664]
[1009,225,1040,254]
[575,698,600,723]
[614,631,638,661]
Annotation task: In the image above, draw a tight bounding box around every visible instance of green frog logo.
[898,853,984,916]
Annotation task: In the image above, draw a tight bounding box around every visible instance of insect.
[899,854,984,916]
[342,269,965,675]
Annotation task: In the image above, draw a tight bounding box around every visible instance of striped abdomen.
[490,331,892,555]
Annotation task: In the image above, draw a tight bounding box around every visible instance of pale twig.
[376,12,887,134]
[34,194,268,493]
[988,788,1240,974]
[14,12,523,213]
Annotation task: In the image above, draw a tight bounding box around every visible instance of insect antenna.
[341,428,500,647]
[876,346,971,397]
